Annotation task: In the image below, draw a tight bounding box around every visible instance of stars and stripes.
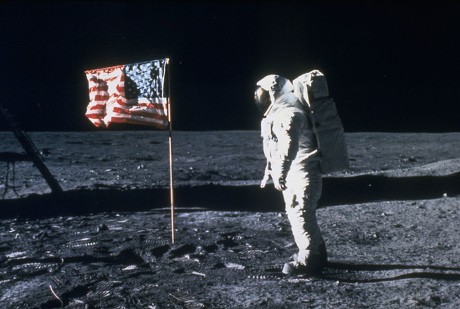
[85,59,168,129]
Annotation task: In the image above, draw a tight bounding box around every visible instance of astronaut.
[254,74,327,276]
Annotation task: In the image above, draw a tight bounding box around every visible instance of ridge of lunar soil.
[0,131,459,198]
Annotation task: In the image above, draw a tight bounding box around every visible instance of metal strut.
[0,103,63,194]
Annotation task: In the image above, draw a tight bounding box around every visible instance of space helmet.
[254,86,271,115]
[256,74,293,95]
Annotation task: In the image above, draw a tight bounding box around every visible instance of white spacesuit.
[255,74,327,275]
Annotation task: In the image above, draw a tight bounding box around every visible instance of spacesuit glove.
[273,176,287,191]
[260,173,270,188]
[261,162,272,188]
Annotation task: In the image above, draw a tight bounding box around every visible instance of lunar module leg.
[0,103,63,194]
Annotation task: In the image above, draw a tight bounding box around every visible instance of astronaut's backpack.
[293,70,350,174]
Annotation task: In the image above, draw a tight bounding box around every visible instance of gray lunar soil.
[0,131,460,308]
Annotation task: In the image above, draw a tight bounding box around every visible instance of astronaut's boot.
[282,243,328,276]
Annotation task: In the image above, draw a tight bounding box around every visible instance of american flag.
[85,59,169,129]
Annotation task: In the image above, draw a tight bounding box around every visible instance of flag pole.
[166,58,175,244]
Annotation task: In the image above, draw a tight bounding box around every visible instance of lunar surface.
[1,130,460,308]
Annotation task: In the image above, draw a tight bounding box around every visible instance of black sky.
[1,1,460,132]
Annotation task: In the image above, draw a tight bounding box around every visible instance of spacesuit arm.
[274,111,305,180]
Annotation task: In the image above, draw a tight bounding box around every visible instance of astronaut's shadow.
[322,261,460,283]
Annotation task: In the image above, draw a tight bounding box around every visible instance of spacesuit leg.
[282,162,324,266]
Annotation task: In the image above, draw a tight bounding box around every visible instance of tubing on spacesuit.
[256,74,326,269]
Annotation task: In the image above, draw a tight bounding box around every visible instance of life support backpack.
[293,70,350,174]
